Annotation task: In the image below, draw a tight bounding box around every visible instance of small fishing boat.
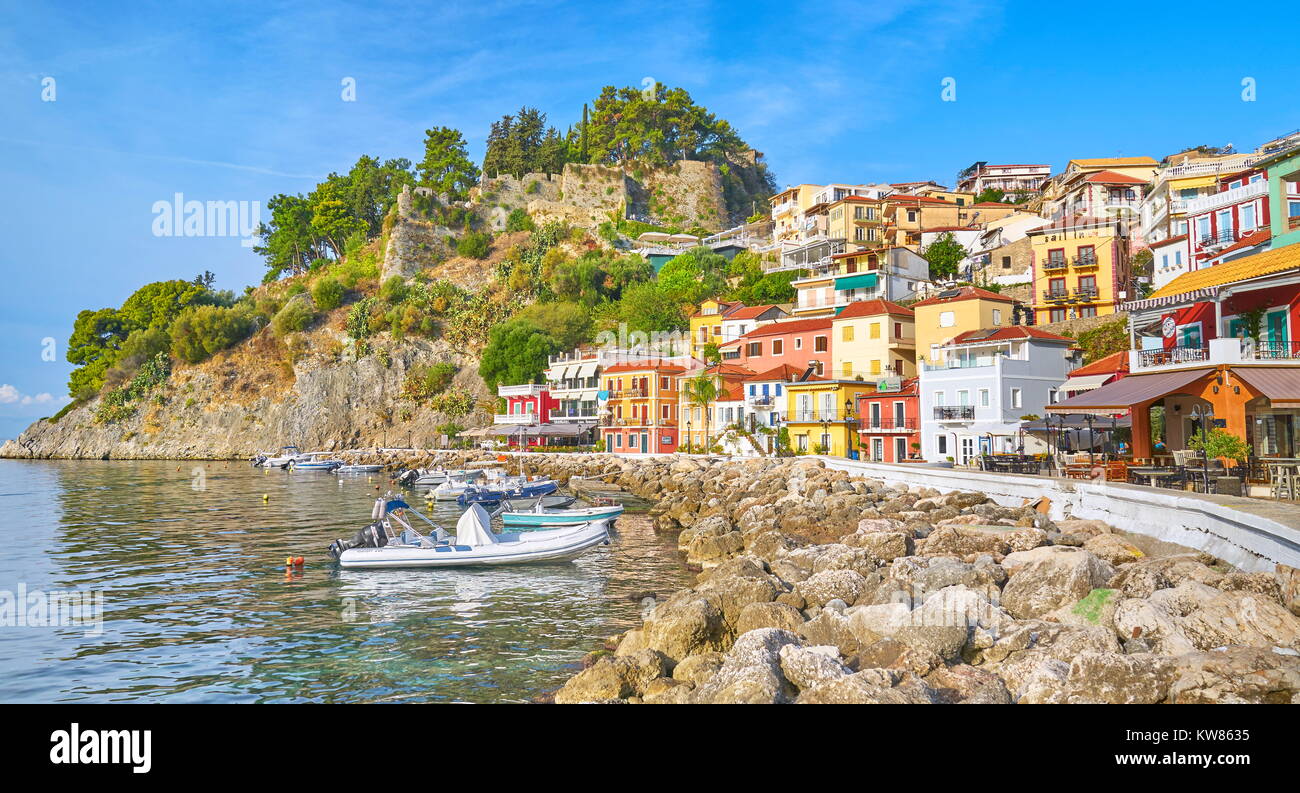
[500,503,624,528]
[261,445,309,469]
[293,453,344,471]
[335,463,383,474]
[502,494,577,511]
[328,498,610,569]
[457,477,558,506]
[430,479,474,501]
[411,468,486,487]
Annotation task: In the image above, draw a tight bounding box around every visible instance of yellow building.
[911,285,1017,365]
[689,299,744,360]
[1026,216,1130,325]
[768,184,823,243]
[829,299,916,379]
[783,379,877,456]
[884,196,1018,250]
[825,195,887,250]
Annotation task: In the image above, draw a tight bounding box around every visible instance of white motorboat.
[336,464,384,474]
[260,445,309,469]
[500,503,624,528]
[328,498,610,569]
[411,468,486,487]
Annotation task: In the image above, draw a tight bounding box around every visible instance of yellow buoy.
[262,494,269,502]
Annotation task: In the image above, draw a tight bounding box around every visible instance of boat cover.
[456,503,498,546]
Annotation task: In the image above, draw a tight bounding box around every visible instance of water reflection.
[0,459,689,702]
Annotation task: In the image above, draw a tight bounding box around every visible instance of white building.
[918,327,1079,465]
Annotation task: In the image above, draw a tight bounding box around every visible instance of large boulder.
[629,590,728,662]
[925,664,1013,704]
[1107,554,1224,599]
[1018,651,1176,704]
[1082,534,1145,566]
[736,601,806,635]
[553,649,672,703]
[1166,647,1300,704]
[919,524,1048,557]
[690,628,801,704]
[1000,549,1115,619]
[793,569,871,609]
[778,644,851,690]
[794,671,933,704]
[1112,581,1300,655]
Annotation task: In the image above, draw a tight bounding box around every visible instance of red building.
[1187,168,1272,271]
[854,377,920,462]
[599,361,685,454]
[494,383,557,446]
[718,317,833,375]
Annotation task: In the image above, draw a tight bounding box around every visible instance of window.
[1049,277,1066,296]
[992,309,1002,325]
[937,435,947,454]
[1079,306,1097,318]
[934,390,945,406]
[1077,244,1095,264]
[842,325,854,342]
[1174,250,1182,266]
[1050,308,1066,322]
[614,434,622,448]
[746,341,762,357]
[772,339,783,355]
[869,322,881,339]
[794,337,803,350]
[870,359,881,375]
[979,388,989,407]
[939,311,955,327]
[1216,209,1233,238]
[894,322,902,338]
[797,434,809,452]
[1001,255,1011,270]
[1049,389,1058,404]
[1048,248,1066,266]
[958,389,970,406]
[659,376,669,389]
[842,361,853,377]
[814,336,828,352]
[907,210,917,222]
[1078,274,1097,295]
[1241,203,1257,231]
[661,404,670,419]
[1010,388,1022,409]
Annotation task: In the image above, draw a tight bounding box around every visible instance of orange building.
[599,361,685,454]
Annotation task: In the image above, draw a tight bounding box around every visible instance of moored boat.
[500,503,624,527]
[335,463,383,474]
[457,477,558,506]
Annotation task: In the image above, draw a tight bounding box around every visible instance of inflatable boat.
[328,498,610,569]
[500,503,624,528]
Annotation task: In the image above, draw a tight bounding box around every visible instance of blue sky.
[0,0,1295,439]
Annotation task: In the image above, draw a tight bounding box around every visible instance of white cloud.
[0,384,70,411]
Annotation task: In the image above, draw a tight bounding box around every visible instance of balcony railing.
[789,410,854,422]
[859,417,918,431]
[1042,258,1068,271]
[1137,346,1207,367]
[1073,286,1099,301]
[1185,179,1269,214]
[1043,289,1071,302]
[1246,340,1300,361]
[494,413,539,424]
[549,409,599,420]
[1072,254,1098,267]
[746,395,775,407]
[933,406,975,420]
[1197,230,1236,249]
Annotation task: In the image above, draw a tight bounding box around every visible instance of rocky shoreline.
[339,450,1300,704]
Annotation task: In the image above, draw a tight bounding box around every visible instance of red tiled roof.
[912,285,1016,307]
[744,363,810,382]
[949,326,1073,345]
[1082,170,1149,185]
[719,317,833,346]
[726,304,787,320]
[1150,234,1188,248]
[602,361,687,374]
[834,299,913,319]
[1068,350,1130,377]
[886,194,958,205]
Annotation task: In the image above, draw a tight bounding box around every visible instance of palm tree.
[683,371,720,452]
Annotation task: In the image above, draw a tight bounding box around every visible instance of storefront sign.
[1161,316,1176,338]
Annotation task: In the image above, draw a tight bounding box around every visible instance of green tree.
[417,126,480,200]
[505,208,535,232]
[683,372,721,449]
[726,251,796,304]
[922,232,968,281]
[456,231,492,259]
[657,246,729,304]
[311,276,346,310]
[598,281,688,336]
[254,193,322,280]
[170,305,256,364]
[478,319,559,392]
[974,187,1006,204]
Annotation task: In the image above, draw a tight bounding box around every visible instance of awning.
[576,362,597,378]
[1046,368,1210,415]
[835,273,878,291]
[1060,373,1114,393]
[578,390,598,402]
[1232,368,1300,407]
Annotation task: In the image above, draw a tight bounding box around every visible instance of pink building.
[718,318,833,375]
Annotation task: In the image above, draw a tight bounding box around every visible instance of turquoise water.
[0,459,689,702]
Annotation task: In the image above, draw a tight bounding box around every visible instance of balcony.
[788,410,853,422]
[1072,254,1099,268]
[1196,230,1236,251]
[1073,286,1099,302]
[549,409,599,421]
[859,417,918,432]
[746,394,775,407]
[1042,258,1068,272]
[497,383,547,398]
[494,412,540,425]
[933,406,975,421]
[1042,288,1071,303]
[1129,337,1300,374]
[1185,179,1269,215]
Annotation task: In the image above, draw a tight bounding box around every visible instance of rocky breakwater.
[517,454,1300,704]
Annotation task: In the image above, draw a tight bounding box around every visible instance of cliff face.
[1,329,491,460]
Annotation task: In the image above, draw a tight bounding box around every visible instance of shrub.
[379,275,408,304]
[506,208,535,233]
[311,276,345,310]
[346,296,378,340]
[402,362,459,400]
[271,298,317,336]
[456,231,492,259]
[170,305,256,364]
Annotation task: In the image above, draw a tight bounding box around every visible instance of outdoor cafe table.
[1128,467,1183,488]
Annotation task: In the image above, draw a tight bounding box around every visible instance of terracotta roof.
[1147,243,1300,300]
[1149,234,1188,248]
[949,326,1073,345]
[886,194,958,205]
[1081,170,1149,185]
[602,361,687,374]
[726,304,787,320]
[1068,350,1130,377]
[719,317,833,345]
[744,363,811,382]
[834,299,914,319]
[912,285,1015,307]
[1207,228,1272,260]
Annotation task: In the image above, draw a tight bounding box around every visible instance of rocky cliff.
[1,324,491,460]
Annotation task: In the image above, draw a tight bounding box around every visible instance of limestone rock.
[1000,549,1115,619]
[1167,647,1300,704]
[553,649,672,703]
[1112,581,1300,655]
[736,601,806,635]
[1082,534,1145,566]
[1019,651,1175,704]
[793,569,870,609]
[778,644,851,690]
[690,628,801,704]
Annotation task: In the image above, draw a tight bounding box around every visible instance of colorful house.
[912,285,1017,366]
[600,360,686,454]
[830,299,916,379]
[1027,216,1131,325]
[791,246,929,317]
[1257,145,1300,249]
[719,317,833,374]
[689,299,746,360]
[855,376,921,463]
[720,304,789,343]
[1186,167,1272,271]
[783,378,878,457]
[1052,243,1300,460]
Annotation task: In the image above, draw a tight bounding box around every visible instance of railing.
[1197,230,1236,249]
[789,410,855,422]
[923,355,1002,371]
[933,406,975,420]
[1137,346,1207,367]
[746,395,774,407]
[1072,255,1098,267]
[493,413,538,424]
[1073,287,1099,301]
[859,417,918,431]
[1185,179,1269,214]
[549,410,599,420]
[1042,258,1068,271]
[1246,340,1300,361]
[1043,288,1070,302]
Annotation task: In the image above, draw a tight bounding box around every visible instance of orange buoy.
[284,556,294,566]
[294,556,305,566]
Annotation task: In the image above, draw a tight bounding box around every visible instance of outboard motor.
[251,455,266,467]
[328,520,390,559]
[391,469,418,486]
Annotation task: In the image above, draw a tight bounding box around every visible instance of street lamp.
[1189,405,1214,492]
[1084,414,1096,467]
[686,419,692,453]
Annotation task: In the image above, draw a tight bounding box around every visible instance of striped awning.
[1232,367,1300,407]
[1060,373,1114,393]
[1047,368,1210,416]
